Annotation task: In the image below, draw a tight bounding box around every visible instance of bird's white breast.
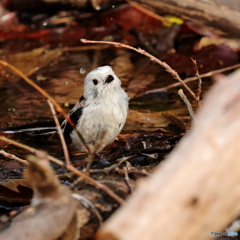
[71,87,128,153]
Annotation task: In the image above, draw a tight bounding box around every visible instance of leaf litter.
[0,45,186,238]
[0,1,239,239]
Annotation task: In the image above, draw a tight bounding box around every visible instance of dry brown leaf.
[127,74,156,98]
[5,46,63,78]
[124,109,189,131]
[0,178,30,193]
[110,50,134,85]
[195,37,240,51]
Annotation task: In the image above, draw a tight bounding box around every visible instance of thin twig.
[48,100,71,167]
[0,136,64,166]
[90,168,150,176]
[81,39,197,100]
[62,44,109,52]
[0,136,125,205]
[127,0,165,22]
[191,58,202,107]
[146,63,240,93]
[124,166,133,193]
[178,89,195,120]
[0,60,90,154]
[85,153,95,173]
[0,149,29,165]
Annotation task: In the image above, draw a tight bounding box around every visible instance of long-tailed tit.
[62,66,129,154]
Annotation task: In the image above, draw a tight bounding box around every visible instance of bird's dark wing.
[62,96,85,140]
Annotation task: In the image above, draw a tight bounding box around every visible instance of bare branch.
[48,100,71,167]
[0,149,29,165]
[81,39,197,100]
[191,58,202,107]
[178,89,195,120]
[146,63,240,93]
[127,0,164,22]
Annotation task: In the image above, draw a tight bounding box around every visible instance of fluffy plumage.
[62,66,129,153]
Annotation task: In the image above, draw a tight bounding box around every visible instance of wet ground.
[0,42,199,211]
[0,2,239,238]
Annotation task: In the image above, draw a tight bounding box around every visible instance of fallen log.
[135,0,240,38]
[97,69,240,240]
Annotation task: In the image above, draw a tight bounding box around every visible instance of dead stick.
[146,63,240,93]
[0,136,64,166]
[91,168,150,176]
[48,100,71,167]
[178,89,195,120]
[62,44,109,52]
[80,39,197,100]
[191,58,202,105]
[127,0,165,22]
[124,166,133,192]
[0,136,125,205]
[0,149,29,165]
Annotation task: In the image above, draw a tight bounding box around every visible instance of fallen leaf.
[124,109,189,131]
[127,74,156,98]
[165,45,238,75]
[0,178,30,193]
[5,46,63,77]
[195,37,240,51]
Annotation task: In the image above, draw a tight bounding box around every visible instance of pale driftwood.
[97,69,240,240]
[135,0,240,38]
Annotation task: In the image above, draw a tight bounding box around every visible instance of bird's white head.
[83,66,122,99]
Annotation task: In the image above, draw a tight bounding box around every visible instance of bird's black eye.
[93,79,98,85]
[106,75,114,83]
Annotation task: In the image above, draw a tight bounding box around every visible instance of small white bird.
[62,66,129,154]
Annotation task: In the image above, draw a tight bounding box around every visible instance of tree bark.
[135,0,240,38]
[97,70,240,240]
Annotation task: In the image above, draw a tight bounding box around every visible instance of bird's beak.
[104,75,114,84]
